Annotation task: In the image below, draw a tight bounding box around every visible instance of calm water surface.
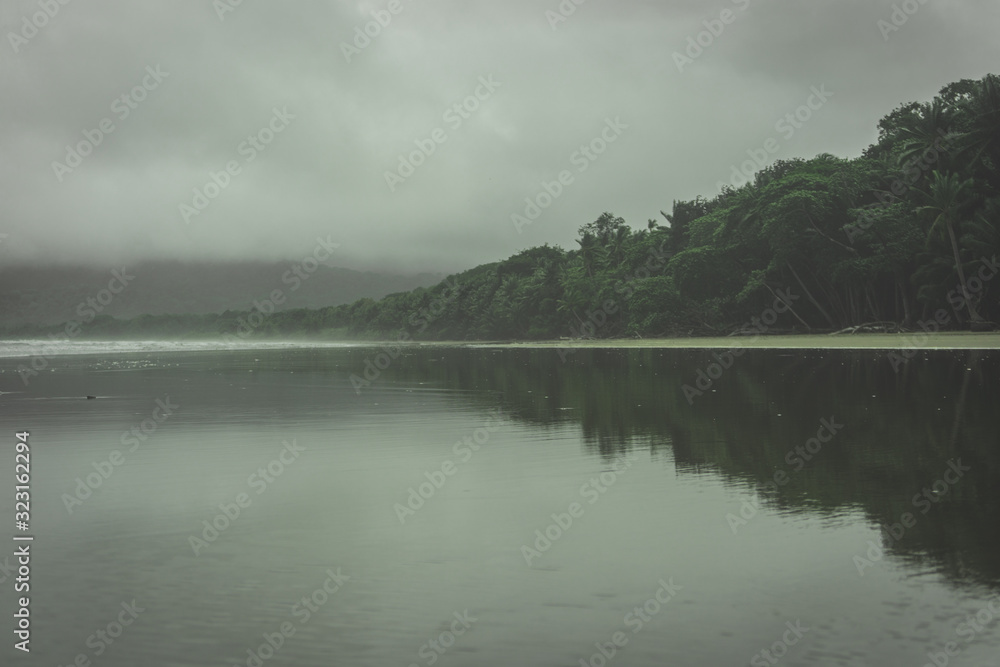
[0,343,998,666]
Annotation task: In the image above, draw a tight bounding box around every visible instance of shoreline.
[0,331,998,358]
[459,331,1000,350]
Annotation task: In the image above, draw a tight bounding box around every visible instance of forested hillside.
[5,74,999,341]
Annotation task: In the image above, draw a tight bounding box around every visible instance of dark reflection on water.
[384,346,1000,589]
[0,344,997,666]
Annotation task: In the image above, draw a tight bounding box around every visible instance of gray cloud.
[1,0,997,274]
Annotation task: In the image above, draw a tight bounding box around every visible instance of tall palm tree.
[575,232,599,277]
[917,171,983,324]
[961,74,1000,191]
[611,225,630,267]
[896,99,958,171]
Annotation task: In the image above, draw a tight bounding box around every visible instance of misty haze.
[2,1,1000,666]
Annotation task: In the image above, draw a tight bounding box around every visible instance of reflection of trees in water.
[378,346,1000,590]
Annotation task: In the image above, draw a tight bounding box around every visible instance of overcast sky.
[1,0,997,274]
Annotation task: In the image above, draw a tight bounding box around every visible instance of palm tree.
[961,74,1000,191]
[917,171,983,324]
[611,225,630,267]
[896,99,958,172]
[575,232,599,277]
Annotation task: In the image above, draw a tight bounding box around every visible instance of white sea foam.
[0,339,360,359]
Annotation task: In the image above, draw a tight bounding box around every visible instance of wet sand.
[451,331,1000,350]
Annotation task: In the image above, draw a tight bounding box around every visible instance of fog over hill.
[0,261,442,327]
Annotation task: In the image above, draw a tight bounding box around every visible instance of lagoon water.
[0,343,998,666]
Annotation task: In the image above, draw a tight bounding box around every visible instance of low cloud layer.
[1,0,997,274]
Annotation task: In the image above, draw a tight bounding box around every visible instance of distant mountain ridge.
[0,261,443,326]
